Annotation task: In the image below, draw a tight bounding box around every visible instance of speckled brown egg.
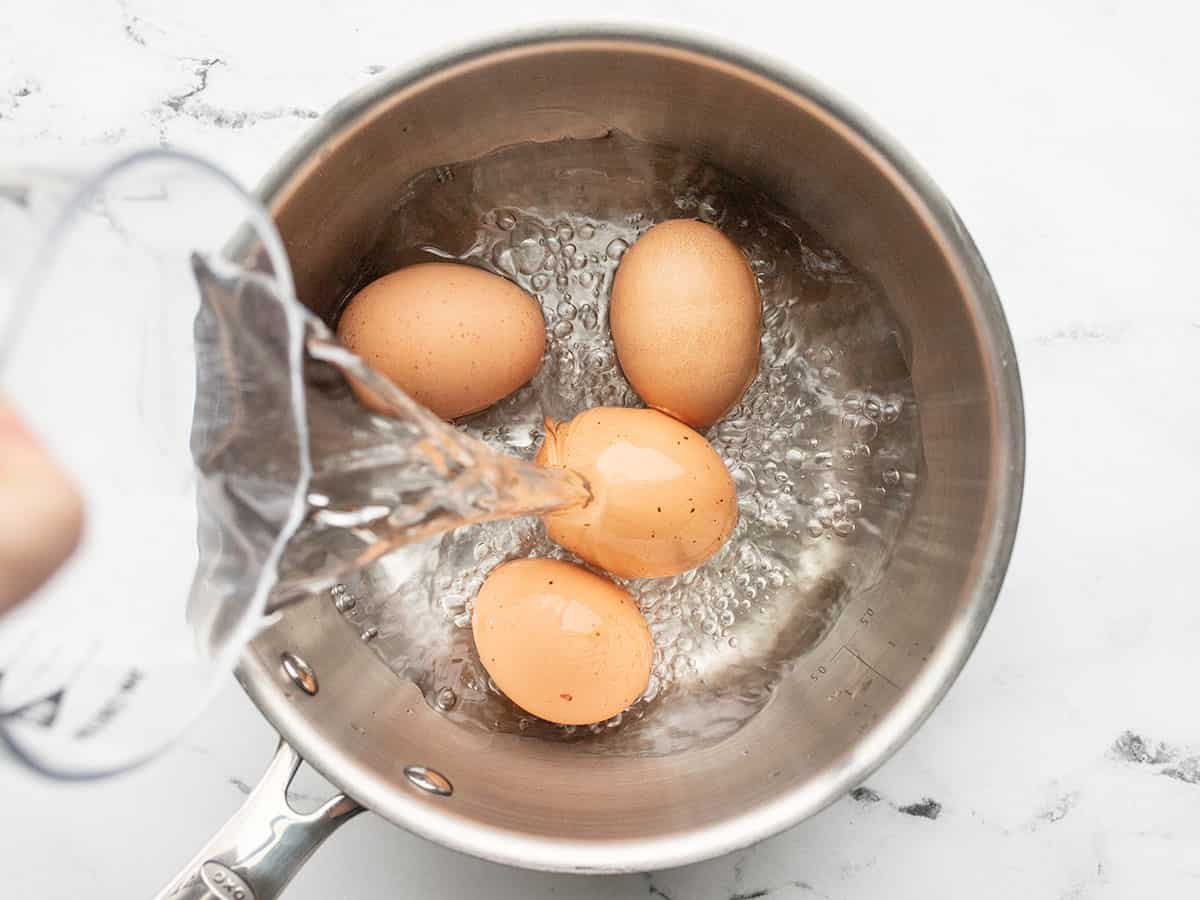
[535,407,738,578]
[610,219,761,428]
[472,558,653,725]
[336,262,545,419]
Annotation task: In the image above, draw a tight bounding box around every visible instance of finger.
[0,396,85,614]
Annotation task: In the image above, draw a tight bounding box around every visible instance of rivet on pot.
[280,652,318,695]
[404,765,453,797]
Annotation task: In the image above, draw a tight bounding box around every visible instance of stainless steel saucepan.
[158,29,1024,900]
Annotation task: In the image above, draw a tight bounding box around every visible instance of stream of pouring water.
[274,335,592,601]
[186,255,590,654]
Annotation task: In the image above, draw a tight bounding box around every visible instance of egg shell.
[536,407,738,578]
[610,219,761,428]
[336,262,545,420]
[472,558,653,725]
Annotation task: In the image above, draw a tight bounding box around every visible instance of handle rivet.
[280,652,318,695]
[404,765,453,797]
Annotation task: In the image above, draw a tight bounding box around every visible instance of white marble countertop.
[3,1,1198,897]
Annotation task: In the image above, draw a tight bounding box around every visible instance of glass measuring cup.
[0,149,309,778]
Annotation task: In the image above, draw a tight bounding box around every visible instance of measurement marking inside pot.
[840,645,898,689]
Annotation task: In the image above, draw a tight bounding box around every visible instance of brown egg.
[610,219,761,428]
[472,559,653,725]
[336,262,545,419]
[535,407,737,578]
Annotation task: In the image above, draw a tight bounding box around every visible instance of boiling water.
[320,133,923,754]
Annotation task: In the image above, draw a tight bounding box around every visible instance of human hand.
[0,395,84,614]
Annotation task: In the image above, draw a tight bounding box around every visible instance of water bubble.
[435,687,457,711]
[814,450,833,467]
[490,243,516,277]
[578,222,596,239]
[333,590,356,612]
[749,256,774,276]
[563,243,577,258]
[585,348,613,371]
[578,271,595,288]
[531,272,550,292]
[552,320,574,339]
[605,238,629,260]
[580,305,599,330]
[728,636,739,649]
[730,463,758,494]
[557,300,577,320]
[855,418,879,442]
[571,254,587,270]
[642,675,661,702]
[845,498,863,515]
[882,467,902,487]
[541,254,556,271]
[833,520,855,537]
[843,392,863,413]
[556,223,574,242]
[545,237,561,255]
[881,397,902,424]
[556,273,569,290]
[513,237,546,275]
[496,210,517,230]
[720,610,735,627]
[863,394,883,422]
[556,257,569,275]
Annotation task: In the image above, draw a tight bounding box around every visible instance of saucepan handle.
[154,739,363,900]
